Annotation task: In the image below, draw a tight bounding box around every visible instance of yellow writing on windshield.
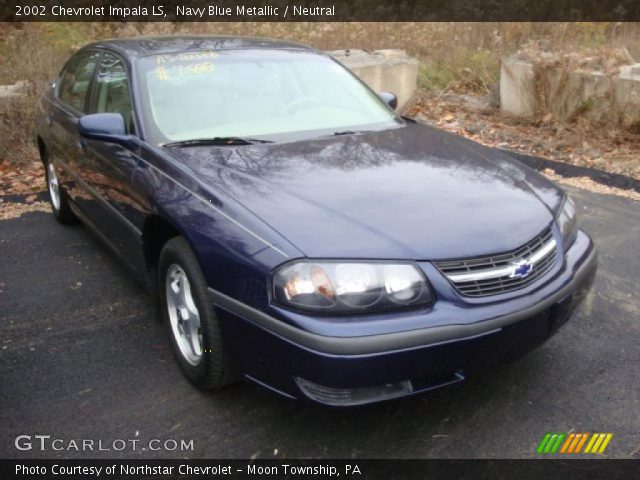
[155,50,219,65]
[154,61,215,81]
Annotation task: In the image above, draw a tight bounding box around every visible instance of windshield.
[136,49,400,144]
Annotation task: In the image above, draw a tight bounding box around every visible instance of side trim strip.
[243,374,297,400]
[207,238,597,356]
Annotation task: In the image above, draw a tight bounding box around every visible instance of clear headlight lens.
[556,195,578,249]
[273,262,432,313]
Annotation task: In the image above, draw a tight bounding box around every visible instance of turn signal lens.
[556,195,578,250]
[280,264,336,309]
[310,265,335,301]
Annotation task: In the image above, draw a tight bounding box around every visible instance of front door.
[81,52,146,273]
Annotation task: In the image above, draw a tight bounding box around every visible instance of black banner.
[3,0,640,22]
[2,459,640,480]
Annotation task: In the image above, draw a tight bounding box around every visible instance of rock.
[463,121,485,134]
[413,112,436,126]
[440,93,492,111]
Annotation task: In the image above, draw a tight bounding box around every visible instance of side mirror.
[78,113,128,144]
[378,92,398,111]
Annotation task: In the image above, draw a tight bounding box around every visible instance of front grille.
[434,226,558,297]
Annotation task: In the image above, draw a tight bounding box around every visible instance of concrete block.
[616,63,640,126]
[328,49,418,112]
[546,69,612,122]
[0,80,29,108]
[576,70,612,121]
[500,57,536,117]
[501,54,640,126]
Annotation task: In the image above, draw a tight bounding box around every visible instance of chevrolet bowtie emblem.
[509,260,533,278]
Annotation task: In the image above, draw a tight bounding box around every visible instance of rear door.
[47,50,101,206]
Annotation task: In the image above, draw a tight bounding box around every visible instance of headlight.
[556,195,578,249]
[272,261,433,313]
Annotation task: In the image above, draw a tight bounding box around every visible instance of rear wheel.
[45,161,76,223]
[158,237,234,390]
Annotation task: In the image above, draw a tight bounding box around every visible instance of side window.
[58,52,100,112]
[93,53,134,133]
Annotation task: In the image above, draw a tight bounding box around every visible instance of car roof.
[81,35,318,59]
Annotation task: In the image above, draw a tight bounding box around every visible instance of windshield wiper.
[162,137,274,147]
[331,130,375,136]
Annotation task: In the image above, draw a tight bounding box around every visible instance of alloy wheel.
[47,162,61,211]
[166,264,203,366]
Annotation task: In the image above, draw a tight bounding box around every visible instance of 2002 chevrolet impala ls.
[35,36,597,406]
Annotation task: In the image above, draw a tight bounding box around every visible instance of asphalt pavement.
[1,187,639,459]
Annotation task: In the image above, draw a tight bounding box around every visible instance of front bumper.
[211,230,597,406]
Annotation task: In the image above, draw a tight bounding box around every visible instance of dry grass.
[1,22,639,169]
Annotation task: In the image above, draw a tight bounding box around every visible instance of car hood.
[167,123,564,260]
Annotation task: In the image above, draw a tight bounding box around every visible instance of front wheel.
[158,236,234,390]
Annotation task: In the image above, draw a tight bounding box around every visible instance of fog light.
[295,377,413,406]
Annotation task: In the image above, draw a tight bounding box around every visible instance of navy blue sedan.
[35,36,597,406]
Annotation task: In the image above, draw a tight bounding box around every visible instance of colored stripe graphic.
[537,433,552,454]
[597,434,613,453]
[536,433,552,453]
[584,433,614,454]
[568,433,582,453]
[537,433,566,454]
[584,433,598,453]
[550,433,565,453]
[592,433,606,452]
[539,433,613,454]
[543,434,557,454]
[574,433,589,453]
[560,433,575,453]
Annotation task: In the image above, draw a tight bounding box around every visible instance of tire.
[158,236,235,390]
[45,160,76,224]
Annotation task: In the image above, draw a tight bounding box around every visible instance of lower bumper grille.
[435,226,558,297]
